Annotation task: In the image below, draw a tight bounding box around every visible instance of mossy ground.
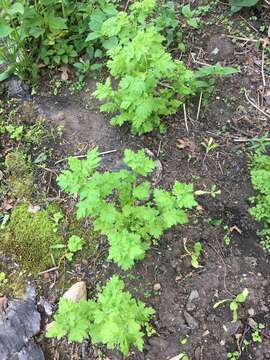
[4,150,34,200]
[0,203,64,274]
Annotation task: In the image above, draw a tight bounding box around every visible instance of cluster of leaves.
[47,275,155,356]
[229,0,260,12]
[57,148,198,270]
[183,239,203,268]
[249,152,270,253]
[0,0,119,82]
[93,0,238,134]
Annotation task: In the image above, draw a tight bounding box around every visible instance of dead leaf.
[0,296,8,313]
[177,138,197,156]
[60,65,71,81]
[1,198,13,211]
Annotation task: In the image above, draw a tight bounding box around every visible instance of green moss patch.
[5,150,34,200]
[0,203,64,274]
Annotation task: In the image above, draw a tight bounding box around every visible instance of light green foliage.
[0,203,64,273]
[227,352,239,360]
[66,235,85,261]
[229,0,260,12]
[213,288,249,322]
[93,25,200,135]
[183,239,202,268]
[4,150,33,199]
[0,272,7,284]
[1,124,24,140]
[93,0,238,135]
[249,153,270,253]
[251,323,265,343]
[47,275,155,356]
[58,148,198,269]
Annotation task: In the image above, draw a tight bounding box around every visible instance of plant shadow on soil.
[1,3,270,360]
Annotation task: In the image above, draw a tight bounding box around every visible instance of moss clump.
[5,151,33,199]
[0,203,64,273]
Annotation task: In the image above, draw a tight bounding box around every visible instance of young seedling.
[0,272,7,284]
[201,137,219,161]
[181,5,200,29]
[227,351,239,360]
[52,211,63,233]
[183,239,203,268]
[251,323,265,343]
[51,235,85,263]
[213,288,249,321]
[195,184,221,198]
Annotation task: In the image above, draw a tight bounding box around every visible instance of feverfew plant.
[93,26,199,135]
[57,148,198,269]
[47,275,155,356]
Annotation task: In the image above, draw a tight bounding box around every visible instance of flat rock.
[223,320,242,336]
[0,298,44,360]
[183,311,199,329]
[206,35,234,61]
[4,76,31,100]
[62,281,87,303]
[186,289,199,311]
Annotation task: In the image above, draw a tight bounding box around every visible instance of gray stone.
[186,289,199,311]
[184,311,199,329]
[223,320,242,336]
[0,298,44,360]
[4,76,31,100]
[206,35,234,61]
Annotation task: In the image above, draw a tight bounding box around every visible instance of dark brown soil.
[1,2,270,360]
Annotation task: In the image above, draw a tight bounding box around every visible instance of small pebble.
[153,283,161,291]
[248,308,255,316]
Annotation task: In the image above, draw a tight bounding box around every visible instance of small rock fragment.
[62,281,87,303]
[248,308,255,316]
[186,289,199,311]
[223,320,242,336]
[183,311,199,329]
[153,283,161,291]
[248,318,257,329]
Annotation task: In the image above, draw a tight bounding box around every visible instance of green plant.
[0,272,7,284]
[183,239,202,268]
[251,323,265,343]
[213,288,249,321]
[249,132,270,154]
[0,0,118,82]
[227,351,239,360]
[181,5,200,29]
[154,1,184,49]
[249,152,270,253]
[47,275,155,356]
[3,124,24,140]
[52,235,85,262]
[201,137,219,158]
[57,148,199,270]
[93,0,238,135]
[52,211,63,232]
[229,0,260,12]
